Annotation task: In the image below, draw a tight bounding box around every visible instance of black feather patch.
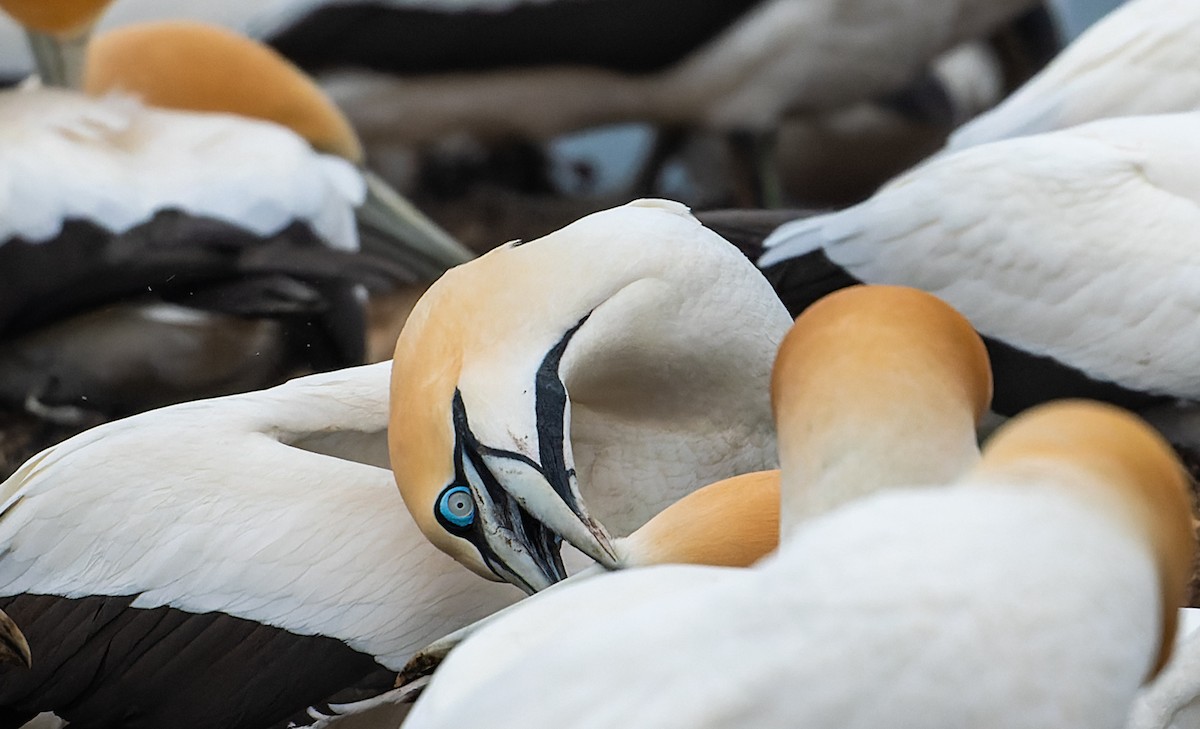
[0,594,391,729]
[268,0,767,75]
[983,337,1172,417]
[0,210,409,339]
[745,230,1168,418]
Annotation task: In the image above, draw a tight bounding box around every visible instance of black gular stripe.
[0,594,389,729]
[268,0,768,76]
[534,314,592,516]
[759,247,1173,417]
[449,391,565,587]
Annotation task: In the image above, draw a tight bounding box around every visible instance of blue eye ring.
[437,485,476,528]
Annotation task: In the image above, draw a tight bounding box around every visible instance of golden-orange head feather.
[979,400,1196,681]
[84,21,362,162]
[0,0,113,37]
[618,470,781,569]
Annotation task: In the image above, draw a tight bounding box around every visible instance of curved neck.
[26,28,88,88]
[779,398,980,539]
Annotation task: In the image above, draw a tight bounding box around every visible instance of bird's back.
[428,485,1159,728]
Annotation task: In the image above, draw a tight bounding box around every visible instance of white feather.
[762,112,1200,400]
[0,363,520,670]
[0,88,364,249]
[949,0,1200,149]
[408,478,1162,728]
[1127,608,1200,729]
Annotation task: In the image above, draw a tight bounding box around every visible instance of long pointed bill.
[481,454,618,569]
[357,171,475,279]
[460,449,566,594]
[0,609,31,669]
[25,29,89,88]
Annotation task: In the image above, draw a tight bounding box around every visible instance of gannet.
[390,198,793,591]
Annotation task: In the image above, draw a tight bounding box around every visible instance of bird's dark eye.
[437,485,475,528]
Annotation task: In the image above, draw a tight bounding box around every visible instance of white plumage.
[0,362,518,668]
[415,485,1165,728]
[0,363,521,727]
[406,290,1191,729]
[949,0,1200,149]
[1129,609,1200,729]
[389,199,792,590]
[761,112,1200,405]
[0,88,363,248]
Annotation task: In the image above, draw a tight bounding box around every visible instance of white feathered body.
[552,201,792,535]
[1128,609,1200,729]
[407,564,725,723]
[411,483,1159,728]
[0,362,519,670]
[659,0,1039,129]
[950,0,1200,148]
[0,88,363,247]
[762,112,1200,402]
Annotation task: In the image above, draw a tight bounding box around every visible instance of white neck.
[780,407,980,540]
[558,230,793,534]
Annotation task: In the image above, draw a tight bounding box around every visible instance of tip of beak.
[581,517,619,570]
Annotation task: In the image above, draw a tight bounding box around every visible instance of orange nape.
[618,470,781,568]
[0,0,113,37]
[978,399,1196,680]
[84,21,363,162]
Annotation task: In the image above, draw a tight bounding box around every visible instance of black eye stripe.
[533,314,590,511]
[447,389,566,584]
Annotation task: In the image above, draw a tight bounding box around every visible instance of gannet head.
[83,20,473,275]
[83,20,362,162]
[390,199,790,592]
[977,400,1196,681]
[614,469,780,569]
[770,284,993,532]
[0,0,113,39]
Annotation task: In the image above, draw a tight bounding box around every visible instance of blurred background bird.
[0,4,470,475]
[0,0,1085,477]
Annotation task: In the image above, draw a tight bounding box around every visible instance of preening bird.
[0,20,467,424]
[84,21,471,277]
[406,287,1195,729]
[398,468,781,696]
[0,362,522,729]
[404,284,988,727]
[948,0,1200,150]
[755,111,1200,424]
[390,198,793,593]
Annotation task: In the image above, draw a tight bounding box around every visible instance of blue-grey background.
[1053,0,1124,37]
